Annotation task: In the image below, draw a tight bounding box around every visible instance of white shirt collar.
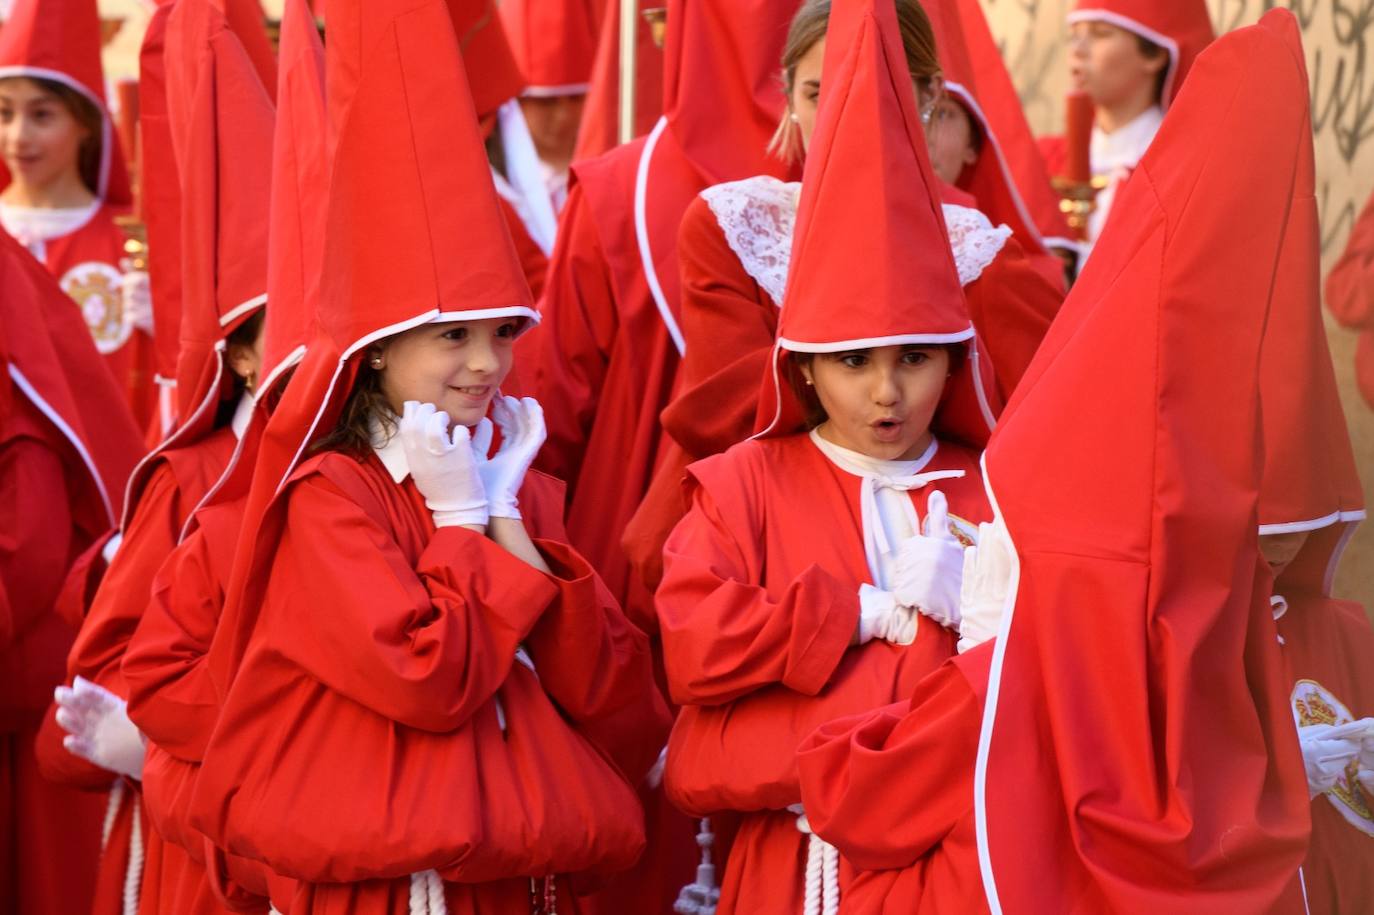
[809,427,938,480]
[369,414,409,484]
[230,391,256,440]
[1090,105,1164,174]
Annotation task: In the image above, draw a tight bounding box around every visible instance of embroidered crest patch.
[1293,679,1374,836]
[61,261,128,355]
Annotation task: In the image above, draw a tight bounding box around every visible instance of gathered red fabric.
[973,12,1311,912]
[500,0,600,95]
[1325,187,1374,409]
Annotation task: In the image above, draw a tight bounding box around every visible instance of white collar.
[229,391,256,440]
[369,414,409,484]
[809,427,938,479]
[1090,105,1163,173]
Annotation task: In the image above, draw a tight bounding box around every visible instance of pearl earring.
[370,358,383,368]
[789,112,800,124]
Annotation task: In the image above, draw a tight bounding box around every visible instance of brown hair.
[0,76,105,195]
[1134,34,1169,103]
[311,356,395,458]
[769,0,943,162]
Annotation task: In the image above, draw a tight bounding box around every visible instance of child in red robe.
[656,1,998,910]
[796,12,1317,913]
[0,0,156,429]
[188,3,668,911]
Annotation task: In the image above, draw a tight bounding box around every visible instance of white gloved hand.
[53,676,145,780]
[857,584,917,645]
[956,518,1014,654]
[1297,720,1369,799]
[119,265,154,336]
[477,395,546,519]
[398,401,488,528]
[891,490,965,628]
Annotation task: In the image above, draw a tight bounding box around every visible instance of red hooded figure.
[795,12,1320,914]
[972,10,1308,912]
[656,0,999,911]
[0,0,155,427]
[1325,186,1374,410]
[122,1,325,911]
[0,227,142,915]
[1258,56,1371,913]
[187,1,667,910]
[573,0,663,161]
[31,5,275,912]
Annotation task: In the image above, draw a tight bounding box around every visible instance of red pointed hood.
[122,0,275,530]
[500,0,600,96]
[975,11,1311,911]
[207,0,538,693]
[1068,0,1215,108]
[0,230,143,528]
[445,0,526,119]
[571,0,664,160]
[0,0,132,205]
[757,0,992,450]
[661,0,796,184]
[138,4,184,421]
[927,0,1074,254]
[1257,59,1365,598]
[221,0,279,101]
[261,0,326,396]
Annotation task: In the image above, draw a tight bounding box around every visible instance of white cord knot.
[791,804,839,915]
[673,817,721,915]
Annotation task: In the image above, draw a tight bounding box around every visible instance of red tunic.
[33,425,238,915]
[1324,187,1374,409]
[0,395,106,915]
[189,452,668,913]
[795,645,994,914]
[624,193,1060,595]
[1276,593,1374,914]
[12,203,158,430]
[657,433,991,914]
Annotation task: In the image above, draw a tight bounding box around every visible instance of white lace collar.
[699,175,1012,307]
[1090,105,1163,174]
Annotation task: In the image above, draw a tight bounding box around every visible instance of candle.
[1064,91,1094,184]
[114,78,140,215]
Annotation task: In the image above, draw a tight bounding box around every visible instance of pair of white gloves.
[858,490,1013,654]
[1298,717,1374,800]
[54,676,145,780]
[398,395,546,527]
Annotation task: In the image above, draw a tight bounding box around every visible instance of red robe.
[795,644,995,914]
[0,393,106,915]
[657,433,991,914]
[33,424,238,915]
[1275,592,1374,914]
[189,451,669,913]
[1324,187,1374,409]
[12,203,158,430]
[624,193,1060,595]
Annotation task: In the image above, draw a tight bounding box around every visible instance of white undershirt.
[1085,106,1163,256]
[0,199,101,261]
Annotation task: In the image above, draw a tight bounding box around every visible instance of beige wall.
[979,0,1374,606]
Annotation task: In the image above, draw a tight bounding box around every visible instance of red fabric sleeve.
[123,524,222,762]
[797,648,988,871]
[267,472,561,732]
[531,183,620,491]
[965,236,1062,401]
[1326,187,1374,330]
[657,462,858,706]
[523,538,672,782]
[0,434,73,657]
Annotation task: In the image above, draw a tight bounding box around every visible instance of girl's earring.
[370,358,383,368]
[789,111,800,124]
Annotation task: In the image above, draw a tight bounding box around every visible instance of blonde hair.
[769,0,943,163]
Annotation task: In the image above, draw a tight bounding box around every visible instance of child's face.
[0,79,88,193]
[1067,20,1165,110]
[926,97,979,186]
[802,344,950,461]
[1260,530,1309,577]
[374,317,521,428]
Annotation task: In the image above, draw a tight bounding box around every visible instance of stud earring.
[789,112,800,124]
[370,357,383,368]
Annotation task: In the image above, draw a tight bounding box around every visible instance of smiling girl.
[0,0,154,427]
[654,2,995,912]
[188,5,666,911]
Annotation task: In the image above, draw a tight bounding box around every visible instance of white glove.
[398,401,488,528]
[53,676,145,780]
[119,265,154,336]
[956,519,1014,654]
[1298,723,1363,798]
[857,584,917,645]
[477,395,546,519]
[892,490,965,628]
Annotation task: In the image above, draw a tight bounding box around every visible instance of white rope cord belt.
[123,791,144,915]
[409,869,446,915]
[791,805,839,915]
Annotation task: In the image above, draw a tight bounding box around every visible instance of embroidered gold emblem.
[948,514,978,549]
[1292,679,1374,837]
[60,262,128,355]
